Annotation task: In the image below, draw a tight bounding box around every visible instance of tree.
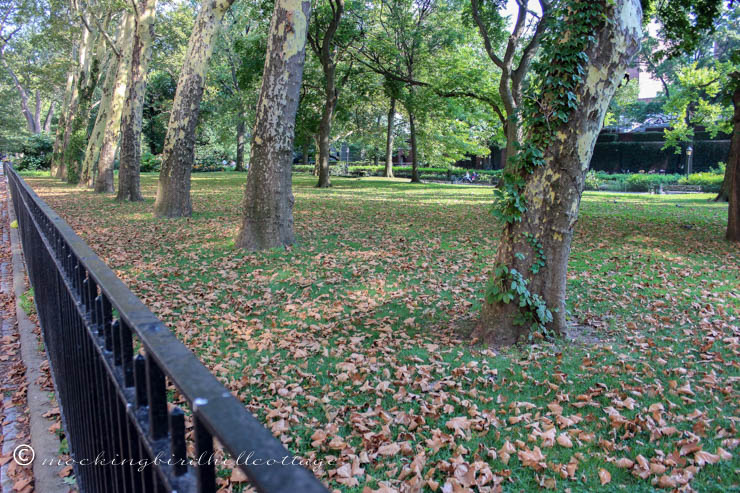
[472,0,642,345]
[727,72,739,241]
[117,0,158,201]
[307,0,358,188]
[95,11,134,193]
[0,0,64,135]
[235,0,311,250]
[154,0,236,218]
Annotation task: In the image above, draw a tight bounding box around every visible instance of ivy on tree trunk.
[474,0,642,345]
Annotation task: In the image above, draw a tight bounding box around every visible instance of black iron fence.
[4,163,328,493]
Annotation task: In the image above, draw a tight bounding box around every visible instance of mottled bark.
[118,0,158,202]
[236,116,247,172]
[96,13,135,194]
[408,110,420,183]
[384,96,395,178]
[81,48,119,187]
[475,0,642,345]
[56,26,94,180]
[154,0,236,217]
[64,24,104,184]
[235,0,311,250]
[726,82,740,241]
[51,66,76,177]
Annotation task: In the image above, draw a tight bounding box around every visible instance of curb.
[6,183,67,492]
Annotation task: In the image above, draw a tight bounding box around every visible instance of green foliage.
[14,133,54,170]
[625,173,684,192]
[678,171,724,192]
[140,150,161,173]
[485,264,553,337]
[488,0,609,337]
[584,170,602,191]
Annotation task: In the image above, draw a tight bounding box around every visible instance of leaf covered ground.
[22,172,740,492]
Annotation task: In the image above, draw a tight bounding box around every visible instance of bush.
[678,172,724,193]
[624,173,682,192]
[584,170,601,191]
[194,147,227,172]
[140,151,162,172]
[15,133,54,171]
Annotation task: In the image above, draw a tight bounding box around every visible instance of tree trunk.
[0,56,40,133]
[64,24,104,184]
[302,139,309,167]
[408,111,420,183]
[81,47,120,188]
[154,0,236,217]
[43,101,55,133]
[235,0,311,250]
[313,134,320,175]
[57,25,94,180]
[726,82,740,241]
[51,62,77,177]
[384,96,395,178]
[96,13,135,194]
[474,0,642,345]
[118,0,158,201]
[235,115,247,172]
[317,64,336,188]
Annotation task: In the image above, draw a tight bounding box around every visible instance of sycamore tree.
[235,0,311,250]
[154,0,236,218]
[471,0,642,345]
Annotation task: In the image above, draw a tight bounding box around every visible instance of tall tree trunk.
[154,0,236,217]
[63,24,104,184]
[81,46,120,187]
[384,96,395,178]
[408,110,420,183]
[0,56,40,133]
[302,139,309,167]
[235,0,311,250]
[474,0,642,345]
[235,115,246,172]
[313,134,320,176]
[118,0,158,201]
[726,81,740,241]
[51,61,77,177]
[96,14,135,194]
[43,101,55,133]
[317,64,336,188]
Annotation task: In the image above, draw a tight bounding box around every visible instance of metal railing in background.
[4,163,328,493]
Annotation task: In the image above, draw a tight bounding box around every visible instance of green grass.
[19,287,36,316]
[23,171,740,492]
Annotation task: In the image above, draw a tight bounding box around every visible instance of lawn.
[21,171,740,492]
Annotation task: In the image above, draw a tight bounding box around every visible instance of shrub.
[678,172,724,193]
[584,170,601,191]
[15,133,54,171]
[624,174,682,192]
[140,151,162,172]
[194,147,227,172]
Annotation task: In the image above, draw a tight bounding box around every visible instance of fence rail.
[4,163,328,493]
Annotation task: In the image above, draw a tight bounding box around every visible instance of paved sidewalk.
[0,167,67,493]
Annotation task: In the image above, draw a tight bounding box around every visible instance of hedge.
[678,172,724,193]
[292,164,501,181]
